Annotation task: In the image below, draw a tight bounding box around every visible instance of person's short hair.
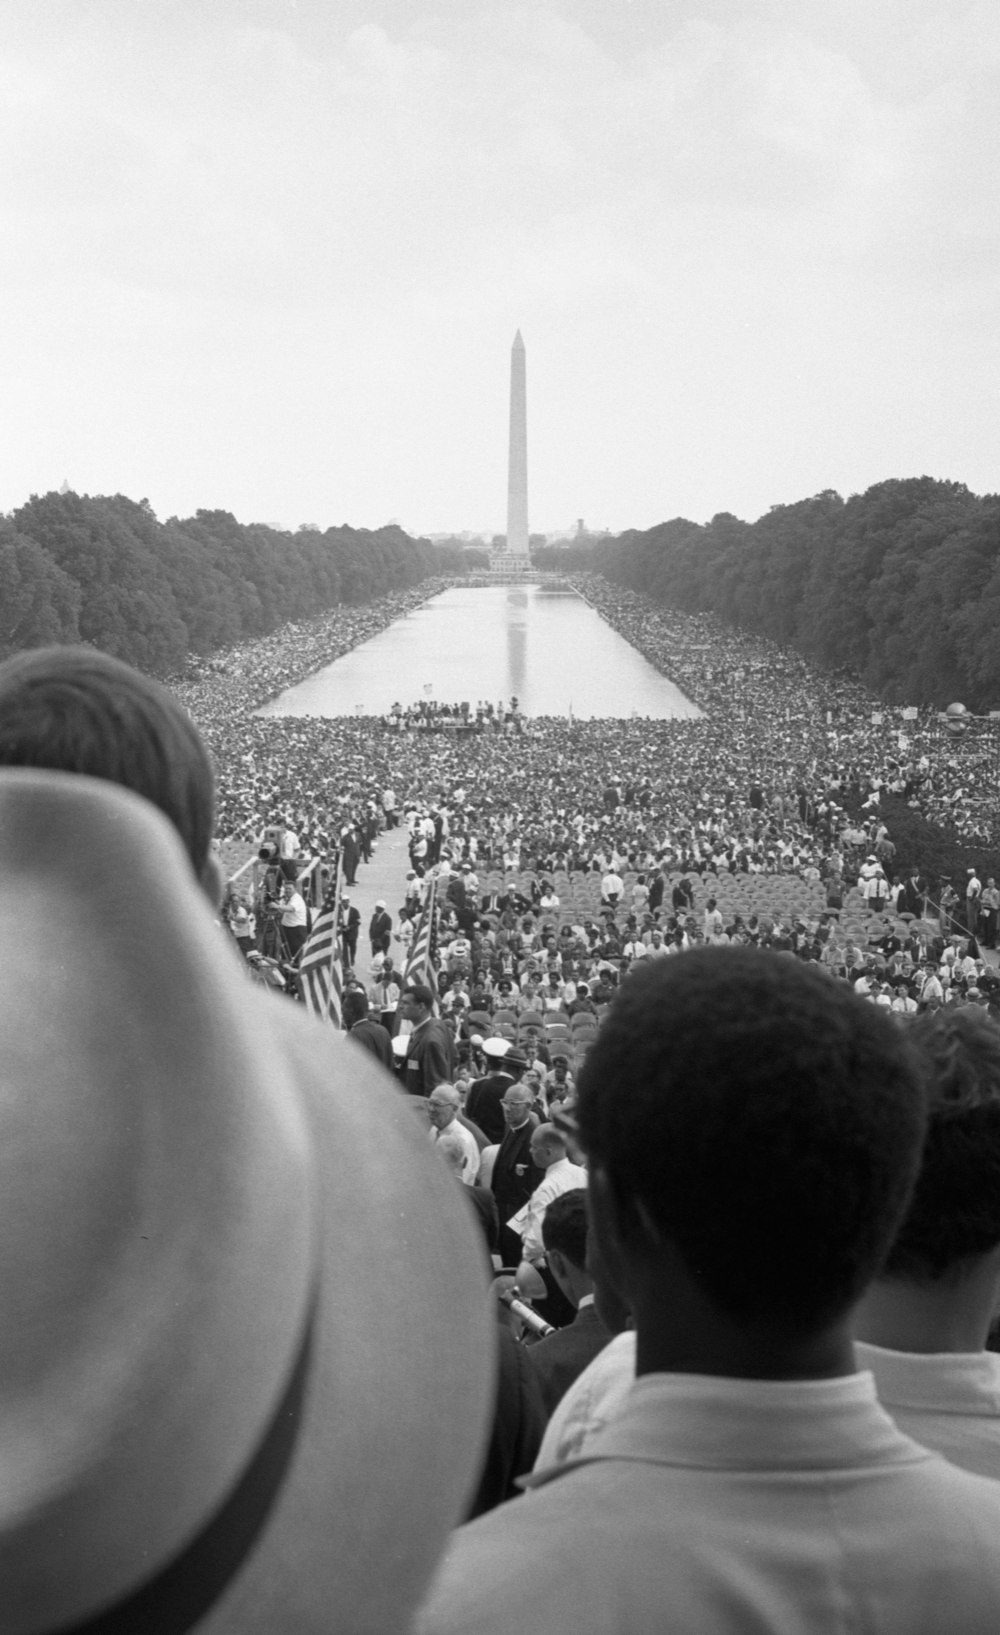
[342,988,370,1027]
[882,1008,1000,1281]
[435,1129,467,1174]
[0,646,215,873]
[541,1188,588,1270]
[576,948,925,1334]
[403,983,436,1012]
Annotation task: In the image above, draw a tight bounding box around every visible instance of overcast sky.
[2,0,998,536]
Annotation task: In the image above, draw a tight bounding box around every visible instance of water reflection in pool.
[256,584,701,720]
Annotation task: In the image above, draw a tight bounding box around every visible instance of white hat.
[0,770,492,1631]
[482,1037,510,1059]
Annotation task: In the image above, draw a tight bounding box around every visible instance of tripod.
[259,906,296,966]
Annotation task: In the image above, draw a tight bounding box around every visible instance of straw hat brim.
[0,771,494,1632]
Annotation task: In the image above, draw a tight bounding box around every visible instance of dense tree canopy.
[1,491,467,675]
[4,478,999,711]
[597,478,1000,711]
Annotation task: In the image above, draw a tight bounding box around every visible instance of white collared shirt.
[857,1340,1000,1480]
[419,1368,1000,1635]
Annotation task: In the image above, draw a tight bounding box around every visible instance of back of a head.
[0,645,215,876]
[576,948,926,1335]
[541,1188,588,1270]
[342,989,370,1027]
[882,1007,1000,1282]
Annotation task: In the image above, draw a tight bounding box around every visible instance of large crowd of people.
[170,574,1000,1031]
[7,630,1000,1631]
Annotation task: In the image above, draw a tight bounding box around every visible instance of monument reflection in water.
[256,585,701,720]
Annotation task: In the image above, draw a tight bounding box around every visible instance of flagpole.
[328,848,344,1025]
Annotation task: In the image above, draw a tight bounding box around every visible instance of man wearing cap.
[466,1038,516,1145]
[399,984,457,1098]
[369,899,393,959]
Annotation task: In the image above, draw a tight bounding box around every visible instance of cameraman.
[276,877,309,961]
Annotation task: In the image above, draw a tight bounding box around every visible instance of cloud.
[0,0,998,530]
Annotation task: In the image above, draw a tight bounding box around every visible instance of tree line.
[575,477,1000,712]
[5,477,1000,710]
[0,490,475,677]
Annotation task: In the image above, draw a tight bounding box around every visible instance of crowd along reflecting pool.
[256,584,701,720]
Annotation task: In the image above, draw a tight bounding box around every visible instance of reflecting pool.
[256,583,701,719]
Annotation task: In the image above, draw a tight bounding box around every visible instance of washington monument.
[506,330,529,557]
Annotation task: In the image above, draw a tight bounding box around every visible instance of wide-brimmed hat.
[0,770,493,1632]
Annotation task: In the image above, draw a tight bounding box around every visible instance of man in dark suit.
[466,1039,519,1145]
[340,896,361,968]
[898,872,928,919]
[490,1073,544,1267]
[525,1189,612,1415]
[398,983,457,1097]
[343,988,393,1069]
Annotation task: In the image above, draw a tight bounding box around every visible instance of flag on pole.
[297,854,344,1026]
[403,873,437,992]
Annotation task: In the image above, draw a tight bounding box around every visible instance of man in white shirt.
[277,878,308,960]
[600,869,623,908]
[427,1085,480,1185]
[278,818,300,881]
[515,1125,587,1275]
[418,948,1000,1635]
[855,1007,1000,1479]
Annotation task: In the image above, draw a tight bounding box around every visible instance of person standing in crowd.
[855,1007,1000,1477]
[980,877,999,949]
[899,870,928,919]
[339,894,360,969]
[341,825,361,886]
[428,1085,481,1185]
[418,948,1000,1635]
[489,1079,544,1269]
[939,879,960,935]
[466,1039,520,1145]
[277,816,300,880]
[507,1124,588,1324]
[966,867,983,935]
[369,898,393,959]
[276,876,308,962]
[342,987,393,1069]
[398,984,457,1098]
[525,1189,613,1415]
[371,955,402,1032]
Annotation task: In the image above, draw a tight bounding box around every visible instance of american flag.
[402,872,438,992]
[297,856,344,1026]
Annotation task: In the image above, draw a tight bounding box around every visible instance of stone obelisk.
[506,330,529,558]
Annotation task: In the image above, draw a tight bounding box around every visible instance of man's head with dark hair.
[401,983,435,1019]
[878,1009,1000,1283]
[576,948,925,1358]
[342,988,370,1028]
[0,646,217,894]
[541,1188,588,1271]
